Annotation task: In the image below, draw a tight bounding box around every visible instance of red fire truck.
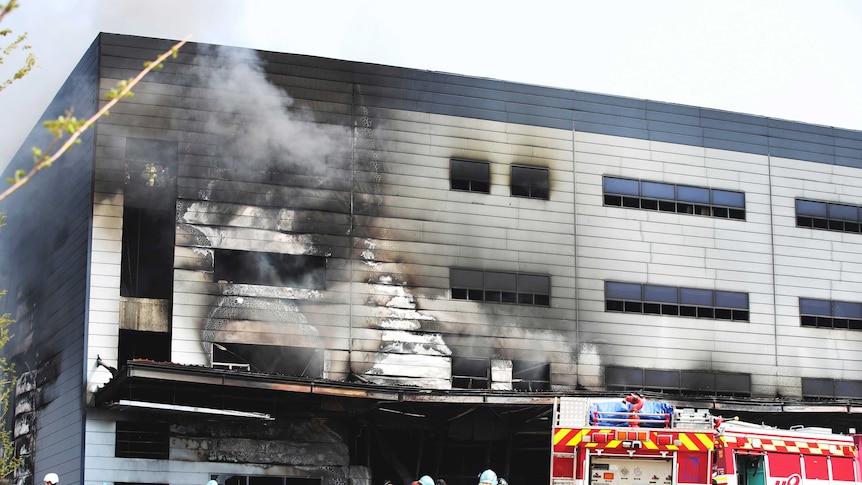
[551,396,862,485]
[713,420,860,485]
[551,396,716,485]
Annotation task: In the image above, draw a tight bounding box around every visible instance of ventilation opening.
[115,421,169,459]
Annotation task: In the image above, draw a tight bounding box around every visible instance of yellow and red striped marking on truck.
[719,433,856,457]
[553,428,714,452]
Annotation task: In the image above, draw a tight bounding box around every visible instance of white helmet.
[207,481,218,485]
[44,473,59,485]
[479,470,497,485]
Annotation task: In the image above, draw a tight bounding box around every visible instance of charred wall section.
[0,39,99,485]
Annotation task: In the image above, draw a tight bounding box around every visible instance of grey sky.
[2,0,862,166]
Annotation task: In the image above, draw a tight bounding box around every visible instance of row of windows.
[209,250,862,329]
[799,297,862,330]
[606,366,751,397]
[605,281,750,321]
[796,198,862,234]
[451,268,550,306]
[209,250,553,308]
[803,377,862,399]
[451,158,549,199]
[603,176,746,220]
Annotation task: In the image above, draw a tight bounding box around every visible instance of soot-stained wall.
[0,39,99,485]
[86,34,579,396]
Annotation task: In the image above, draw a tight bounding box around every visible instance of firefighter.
[44,474,59,485]
[479,470,497,485]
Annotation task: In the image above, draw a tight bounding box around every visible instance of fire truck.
[551,396,716,485]
[550,396,862,485]
[713,419,860,485]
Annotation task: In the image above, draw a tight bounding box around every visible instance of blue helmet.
[419,476,434,485]
[479,470,497,485]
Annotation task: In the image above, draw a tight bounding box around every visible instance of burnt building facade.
[2,33,862,485]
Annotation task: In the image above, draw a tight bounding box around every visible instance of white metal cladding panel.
[770,157,862,382]
[573,131,778,388]
[86,123,125,398]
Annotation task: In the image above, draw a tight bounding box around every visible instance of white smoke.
[189,45,351,172]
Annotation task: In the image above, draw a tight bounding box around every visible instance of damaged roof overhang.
[94,361,862,429]
[94,361,559,426]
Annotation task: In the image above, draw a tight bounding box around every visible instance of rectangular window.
[214,249,326,289]
[605,281,749,321]
[451,159,490,193]
[121,138,178,299]
[119,329,170,366]
[451,357,490,389]
[796,198,862,234]
[512,360,550,391]
[116,421,170,459]
[451,268,550,306]
[603,176,745,220]
[511,165,549,199]
[799,297,862,330]
[606,366,751,397]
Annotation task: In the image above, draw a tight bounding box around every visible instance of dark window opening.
[116,421,169,459]
[451,268,550,306]
[121,207,175,299]
[121,139,178,300]
[212,342,323,377]
[603,176,745,220]
[605,281,749,322]
[512,360,550,391]
[452,357,490,389]
[511,165,549,199]
[451,159,490,193]
[118,329,170,366]
[214,249,326,289]
[606,366,750,397]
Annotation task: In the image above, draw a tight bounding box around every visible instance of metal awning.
[94,361,862,429]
